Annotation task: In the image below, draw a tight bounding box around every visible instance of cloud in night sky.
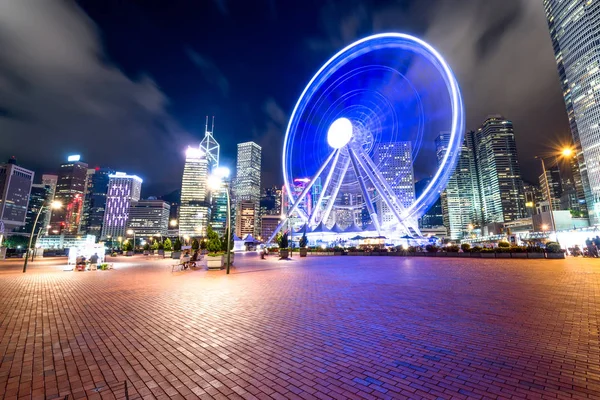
[0,0,192,193]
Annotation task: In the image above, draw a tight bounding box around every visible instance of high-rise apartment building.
[539,165,563,211]
[127,199,170,237]
[80,167,114,238]
[474,116,526,224]
[179,147,209,237]
[49,155,88,235]
[234,142,261,237]
[543,0,599,222]
[436,132,482,239]
[210,179,229,237]
[372,142,415,229]
[0,157,34,232]
[21,184,53,235]
[41,174,58,229]
[100,172,142,240]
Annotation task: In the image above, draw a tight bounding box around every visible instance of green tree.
[200,239,207,250]
[3,235,29,249]
[299,232,308,248]
[163,238,172,251]
[191,239,200,250]
[143,242,150,251]
[123,240,133,252]
[278,233,289,249]
[151,240,159,250]
[173,237,182,251]
[206,226,222,253]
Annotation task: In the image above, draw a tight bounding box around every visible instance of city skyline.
[0,1,574,195]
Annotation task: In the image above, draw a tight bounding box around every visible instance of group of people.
[75,253,100,270]
[179,249,201,269]
[583,236,600,257]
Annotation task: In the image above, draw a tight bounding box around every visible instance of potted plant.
[123,241,134,256]
[172,237,182,259]
[157,242,165,256]
[150,240,158,255]
[495,242,511,258]
[143,242,150,256]
[545,242,565,259]
[470,246,482,258]
[333,246,343,256]
[206,226,226,270]
[299,233,308,257]
[163,238,172,258]
[527,245,545,259]
[278,233,289,259]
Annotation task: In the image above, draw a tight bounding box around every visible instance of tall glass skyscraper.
[179,147,209,237]
[49,155,88,235]
[474,116,526,225]
[234,142,261,237]
[80,167,114,238]
[544,0,598,222]
[0,157,34,233]
[100,172,142,240]
[436,132,481,239]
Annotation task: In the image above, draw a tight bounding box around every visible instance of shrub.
[299,234,308,248]
[481,247,495,253]
[461,243,471,252]
[278,233,289,249]
[447,245,460,252]
[163,238,172,251]
[408,246,418,253]
[498,241,511,248]
[158,242,164,250]
[528,245,544,253]
[546,242,563,253]
[425,244,438,253]
[472,246,482,253]
[173,237,182,251]
[510,246,526,253]
[495,247,511,253]
[191,239,199,250]
[143,242,150,251]
[206,226,222,253]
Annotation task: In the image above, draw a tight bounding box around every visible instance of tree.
[200,239,207,250]
[206,226,221,253]
[151,240,159,250]
[278,233,289,249]
[299,232,308,248]
[191,239,199,250]
[163,238,172,251]
[173,237,182,251]
[143,242,150,251]
[123,241,133,252]
[3,235,28,249]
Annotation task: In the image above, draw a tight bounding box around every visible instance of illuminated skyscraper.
[543,0,596,221]
[539,165,563,211]
[200,116,220,172]
[234,142,261,237]
[0,157,34,232]
[179,147,209,237]
[21,184,53,235]
[127,200,170,237]
[80,167,114,238]
[49,155,88,235]
[474,116,526,224]
[100,172,142,240]
[372,142,415,229]
[436,131,482,239]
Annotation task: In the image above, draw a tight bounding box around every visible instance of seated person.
[89,253,99,265]
[180,251,191,268]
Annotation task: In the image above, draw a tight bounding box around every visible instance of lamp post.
[23,201,62,273]
[31,225,51,262]
[208,167,232,274]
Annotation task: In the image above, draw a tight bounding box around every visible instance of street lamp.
[23,201,62,273]
[31,225,51,262]
[170,219,178,227]
[208,166,233,274]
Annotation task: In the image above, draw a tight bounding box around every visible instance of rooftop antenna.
[205,116,209,134]
[211,116,215,133]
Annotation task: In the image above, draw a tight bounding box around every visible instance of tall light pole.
[31,225,51,262]
[23,201,62,273]
[208,167,233,274]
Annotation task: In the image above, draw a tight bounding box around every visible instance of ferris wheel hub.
[327,117,353,149]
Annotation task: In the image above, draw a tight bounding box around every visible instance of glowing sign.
[67,155,81,162]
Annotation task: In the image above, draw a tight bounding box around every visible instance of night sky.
[0,0,571,197]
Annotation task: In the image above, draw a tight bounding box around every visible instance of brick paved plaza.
[0,254,599,399]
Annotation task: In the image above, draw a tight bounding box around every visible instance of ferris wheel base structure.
[268,33,465,244]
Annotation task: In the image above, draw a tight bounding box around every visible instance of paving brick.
[0,255,599,399]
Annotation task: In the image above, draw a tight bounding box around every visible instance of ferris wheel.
[269,33,464,242]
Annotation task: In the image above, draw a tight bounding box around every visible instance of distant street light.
[127,229,136,252]
[23,201,62,273]
[170,219,178,227]
[208,166,233,274]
